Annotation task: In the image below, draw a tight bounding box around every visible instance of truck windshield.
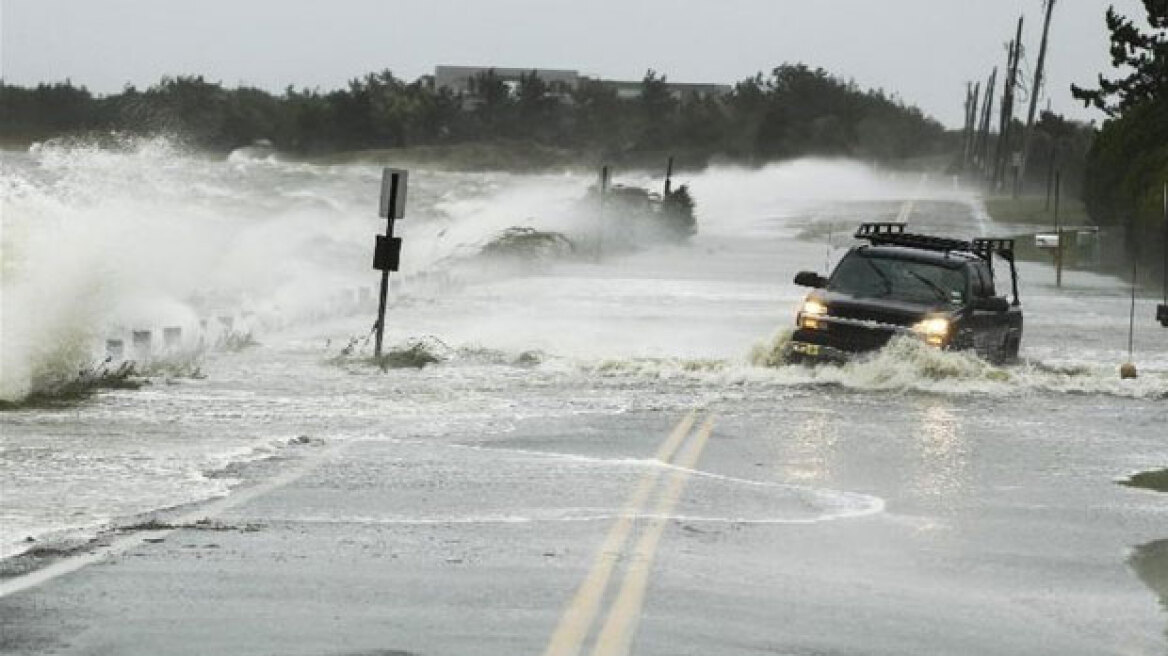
[828,252,967,305]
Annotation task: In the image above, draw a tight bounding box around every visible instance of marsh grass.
[0,361,143,410]
[0,352,206,411]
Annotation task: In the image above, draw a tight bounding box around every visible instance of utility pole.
[962,83,973,168]
[1045,140,1058,211]
[994,16,1024,191]
[962,82,980,170]
[976,68,997,178]
[1018,0,1057,197]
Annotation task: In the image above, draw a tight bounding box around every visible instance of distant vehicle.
[787,222,1023,364]
[1157,303,1167,327]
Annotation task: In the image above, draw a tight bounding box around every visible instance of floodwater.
[1,139,1166,652]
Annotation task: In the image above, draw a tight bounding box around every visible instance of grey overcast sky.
[0,0,1150,128]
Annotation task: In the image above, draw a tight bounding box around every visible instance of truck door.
[968,261,1007,357]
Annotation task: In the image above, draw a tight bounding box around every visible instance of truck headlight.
[799,299,827,329]
[911,317,950,346]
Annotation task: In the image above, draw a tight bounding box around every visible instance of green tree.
[1071,0,1167,115]
[569,79,627,151]
[636,69,678,150]
[515,71,562,143]
[467,69,513,139]
[1073,0,1168,270]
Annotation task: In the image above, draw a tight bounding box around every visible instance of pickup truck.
[787,223,1023,364]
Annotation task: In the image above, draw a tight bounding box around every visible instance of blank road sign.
[379,168,408,219]
[374,235,403,271]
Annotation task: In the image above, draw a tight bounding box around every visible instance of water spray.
[825,226,833,274]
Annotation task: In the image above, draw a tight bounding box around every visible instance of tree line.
[0,65,949,165]
[1072,0,1167,275]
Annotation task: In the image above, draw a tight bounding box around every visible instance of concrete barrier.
[163,326,182,349]
[131,330,152,361]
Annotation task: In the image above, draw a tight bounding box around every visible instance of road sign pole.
[374,169,408,360]
[374,219,393,359]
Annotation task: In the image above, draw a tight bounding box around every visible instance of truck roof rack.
[971,238,1015,260]
[854,223,1021,306]
[854,222,972,253]
[971,237,1019,305]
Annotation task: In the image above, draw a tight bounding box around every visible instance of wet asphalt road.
[2,388,1164,656]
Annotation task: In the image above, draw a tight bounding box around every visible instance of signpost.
[374,168,408,359]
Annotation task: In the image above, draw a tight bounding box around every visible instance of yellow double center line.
[543,411,715,656]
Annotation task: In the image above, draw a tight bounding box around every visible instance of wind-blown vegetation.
[0,65,947,166]
[1072,0,1168,274]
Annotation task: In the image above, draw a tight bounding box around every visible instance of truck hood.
[813,291,953,327]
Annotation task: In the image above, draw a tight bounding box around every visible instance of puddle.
[1122,469,1168,640]
[1121,469,1168,493]
[1131,539,1168,639]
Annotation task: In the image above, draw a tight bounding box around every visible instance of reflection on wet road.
[1131,539,1168,639]
[910,402,970,509]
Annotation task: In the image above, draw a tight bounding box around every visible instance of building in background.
[434,65,730,102]
[435,66,580,95]
[593,79,732,101]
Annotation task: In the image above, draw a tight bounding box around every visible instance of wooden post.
[1045,141,1057,211]
[1128,257,1138,360]
[664,156,674,196]
[596,165,609,262]
[1054,171,1062,288]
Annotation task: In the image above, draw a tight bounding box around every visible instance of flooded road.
[1,141,1165,653]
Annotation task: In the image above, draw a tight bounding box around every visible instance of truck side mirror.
[794,271,827,288]
[973,296,1010,312]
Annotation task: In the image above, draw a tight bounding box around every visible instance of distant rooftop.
[434,65,730,100]
[435,66,580,94]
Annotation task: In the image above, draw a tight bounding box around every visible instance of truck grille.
[824,321,896,351]
[797,318,899,353]
[828,306,917,328]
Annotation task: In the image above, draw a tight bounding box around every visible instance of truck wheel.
[1000,335,1020,363]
